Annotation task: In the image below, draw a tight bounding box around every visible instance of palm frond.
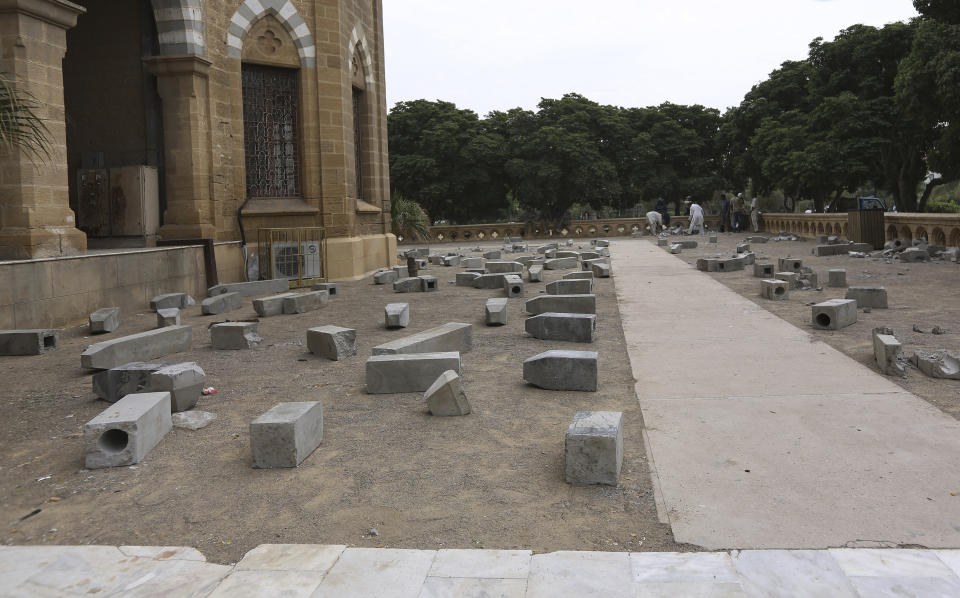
[0,73,51,163]
[390,193,430,241]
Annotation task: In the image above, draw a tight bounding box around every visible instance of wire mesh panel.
[257,228,326,288]
[241,64,300,198]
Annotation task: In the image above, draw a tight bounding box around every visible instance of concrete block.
[523,349,598,391]
[536,243,558,254]
[761,279,789,301]
[503,274,524,298]
[526,294,596,315]
[775,272,799,287]
[149,363,205,412]
[92,361,168,403]
[580,251,601,261]
[565,410,623,486]
[828,269,847,288]
[737,243,751,254]
[307,326,357,361]
[208,279,289,298]
[424,370,471,416]
[716,258,744,272]
[669,244,683,254]
[81,326,192,370]
[156,308,181,327]
[872,328,904,376]
[485,261,523,274]
[149,293,195,311]
[393,277,421,293]
[528,265,544,282]
[473,273,508,289]
[525,312,596,343]
[563,271,594,280]
[282,290,330,314]
[657,238,668,247]
[393,265,410,279]
[590,262,611,278]
[484,298,508,326]
[544,249,558,259]
[385,303,410,328]
[210,322,262,350]
[798,270,819,289]
[84,392,172,469]
[846,286,888,309]
[545,256,578,270]
[778,258,803,272]
[201,292,243,315]
[754,263,775,278]
[593,239,609,247]
[0,329,59,355]
[456,272,481,287]
[910,351,960,380]
[676,240,698,249]
[428,254,445,265]
[419,275,439,292]
[374,270,398,285]
[546,279,592,295]
[442,255,460,267]
[709,235,718,243]
[366,352,462,393]
[812,299,858,330]
[250,402,324,468]
[89,307,120,334]
[463,257,482,269]
[900,247,929,263]
[747,236,768,244]
[739,252,756,266]
[252,293,297,317]
[311,282,339,297]
[554,251,579,259]
[373,322,472,355]
[482,250,501,260]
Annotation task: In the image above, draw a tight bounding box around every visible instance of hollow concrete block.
[775,272,799,287]
[526,294,596,315]
[149,363,205,412]
[546,279,592,295]
[485,298,508,326]
[149,293,195,311]
[456,272,481,287]
[156,308,181,328]
[92,361,168,403]
[250,401,324,468]
[846,286,888,309]
[473,273,508,289]
[282,290,330,314]
[81,326,192,370]
[374,270,398,285]
[393,277,422,293]
[211,322,262,350]
[525,312,596,343]
[307,326,357,361]
[89,307,120,334]
[385,303,410,328]
[372,322,472,355]
[201,292,243,315]
[253,293,297,318]
[311,282,338,297]
[503,274,524,298]
[523,349,598,391]
[872,327,904,376]
[84,392,172,469]
[778,258,803,272]
[424,370,471,416]
[761,279,789,301]
[812,299,858,330]
[366,352,462,394]
[716,258,744,272]
[565,410,623,486]
[0,329,59,355]
[754,263,775,278]
[419,275,439,292]
[828,269,847,288]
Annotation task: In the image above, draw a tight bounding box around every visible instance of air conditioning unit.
[270,241,322,279]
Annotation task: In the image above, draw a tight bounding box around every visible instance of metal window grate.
[257,227,326,288]
[352,86,364,202]
[242,64,300,198]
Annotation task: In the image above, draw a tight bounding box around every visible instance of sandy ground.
[0,247,687,565]
[665,232,960,418]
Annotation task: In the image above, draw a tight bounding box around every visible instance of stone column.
[146,55,215,241]
[0,0,87,260]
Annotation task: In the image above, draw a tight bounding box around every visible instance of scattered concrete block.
[580,251,601,261]
[536,243,558,254]
[910,351,960,380]
[484,261,522,274]
[563,271,594,280]
[208,279,289,298]
[384,303,410,328]
[812,299,858,330]
[428,254,445,265]
[657,238,668,247]
[366,352,462,393]
[544,249,558,259]
[419,275,439,292]
[482,250,501,260]
[393,277,421,293]
[463,257,483,269]
[393,265,410,279]
[778,258,803,272]
[81,326,192,370]
[754,263,775,278]
[761,279,789,301]
[709,235,718,243]
[593,240,609,248]
[872,328,904,376]
[503,274,524,298]
[816,235,829,244]
[737,244,751,254]
[473,273,509,289]
[696,258,718,272]
[546,279,592,295]
[528,265,544,283]
[149,363,205,412]
[846,286,888,309]
[900,247,929,263]
[775,272,799,287]
[716,258,744,272]
[442,255,460,267]
[739,252,756,266]
[282,290,330,314]
[526,294,596,315]
[373,322,472,355]
[669,244,683,254]
[89,307,121,334]
[250,402,324,468]
[545,256,578,270]
[525,312,596,343]
[0,329,59,355]
[253,293,297,318]
[149,293,195,311]
[554,251,579,259]
[201,292,243,315]
[747,236,768,243]
[565,410,623,486]
[210,322,262,350]
[84,392,172,469]
[676,240,698,249]
[456,272,481,287]
[590,262,611,278]
[156,308,181,327]
[307,326,357,361]
[485,298,508,326]
[828,269,847,288]
[515,256,543,268]
[424,370,471,416]
[92,361,168,403]
[523,349,598,391]
[374,270,398,285]
[311,282,339,297]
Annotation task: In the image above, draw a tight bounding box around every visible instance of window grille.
[242,64,300,198]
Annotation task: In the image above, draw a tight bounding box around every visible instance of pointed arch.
[226,0,316,67]
[152,0,206,56]
[348,25,375,91]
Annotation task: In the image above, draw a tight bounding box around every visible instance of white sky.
[382,0,919,116]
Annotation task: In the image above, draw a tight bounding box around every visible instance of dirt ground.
[0,247,687,564]
[668,232,960,418]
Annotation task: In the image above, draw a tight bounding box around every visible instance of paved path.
[611,238,960,550]
[6,544,960,596]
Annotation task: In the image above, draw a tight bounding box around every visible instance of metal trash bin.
[847,197,886,250]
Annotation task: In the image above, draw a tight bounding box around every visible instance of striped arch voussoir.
[348,26,375,90]
[226,0,317,67]
[153,0,206,56]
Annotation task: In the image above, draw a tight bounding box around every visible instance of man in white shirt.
[750,196,760,232]
[687,200,705,235]
[646,210,663,235]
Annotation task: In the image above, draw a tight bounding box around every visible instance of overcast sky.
[382,0,919,117]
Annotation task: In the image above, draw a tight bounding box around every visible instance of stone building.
[0,0,395,280]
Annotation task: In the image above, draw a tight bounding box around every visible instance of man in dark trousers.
[654,197,671,228]
[719,194,730,232]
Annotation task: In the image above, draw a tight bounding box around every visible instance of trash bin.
[847,197,886,250]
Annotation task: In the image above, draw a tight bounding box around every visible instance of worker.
[645,210,664,236]
[687,200,705,235]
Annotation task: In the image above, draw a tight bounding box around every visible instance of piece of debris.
[933,327,947,335]
[910,351,960,380]
[873,328,906,376]
[202,387,217,395]
[913,324,926,334]
[172,411,217,431]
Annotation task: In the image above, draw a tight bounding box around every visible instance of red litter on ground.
[202,387,217,395]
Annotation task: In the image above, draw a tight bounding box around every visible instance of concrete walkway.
[6,544,960,596]
[611,238,960,550]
